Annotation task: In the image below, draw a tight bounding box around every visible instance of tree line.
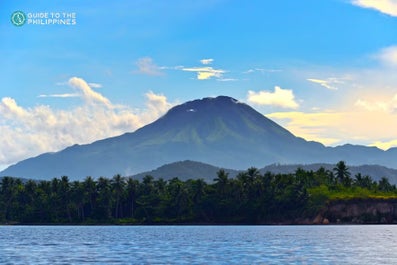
[1,161,396,224]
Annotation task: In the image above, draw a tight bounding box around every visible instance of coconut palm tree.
[333,161,351,186]
[378,177,394,192]
[96,177,113,219]
[83,176,97,215]
[214,169,229,196]
[125,178,138,218]
[112,174,125,218]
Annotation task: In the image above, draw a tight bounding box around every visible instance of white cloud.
[142,91,174,120]
[247,86,299,109]
[307,78,341,90]
[216,78,238,82]
[159,65,185,70]
[135,57,163,76]
[355,93,397,113]
[163,60,227,80]
[0,97,28,120]
[376,46,397,67]
[243,68,282,74]
[200,58,214,65]
[0,77,174,169]
[352,0,397,16]
[88,82,103,88]
[69,77,112,108]
[254,68,281,73]
[38,93,79,98]
[182,66,225,80]
[355,99,389,112]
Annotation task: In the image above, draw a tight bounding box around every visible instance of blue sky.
[1,0,397,169]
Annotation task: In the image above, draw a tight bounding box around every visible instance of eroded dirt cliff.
[314,198,397,224]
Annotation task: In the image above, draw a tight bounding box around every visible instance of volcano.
[1,96,396,180]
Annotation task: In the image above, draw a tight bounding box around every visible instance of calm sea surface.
[1,225,397,264]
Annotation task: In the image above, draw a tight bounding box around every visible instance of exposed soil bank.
[314,198,397,224]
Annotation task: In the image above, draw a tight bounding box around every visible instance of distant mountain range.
[260,163,397,184]
[132,160,397,185]
[1,95,397,180]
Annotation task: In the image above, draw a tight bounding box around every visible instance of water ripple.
[1,225,397,264]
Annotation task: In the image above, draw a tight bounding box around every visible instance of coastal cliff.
[314,199,397,224]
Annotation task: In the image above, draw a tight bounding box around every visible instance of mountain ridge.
[1,95,396,180]
[131,160,397,185]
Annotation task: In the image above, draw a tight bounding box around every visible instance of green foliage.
[1,161,397,224]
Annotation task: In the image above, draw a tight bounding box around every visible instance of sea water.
[1,225,397,264]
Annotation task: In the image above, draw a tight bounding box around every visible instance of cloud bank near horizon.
[0,77,174,169]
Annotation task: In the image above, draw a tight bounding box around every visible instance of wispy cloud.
[351,0,397,17]
[134,57,163,76]
[307,78,342,90]
[200,58,214,65]
[0,77,175,168]
[243,68,282,74]
[182,66,225,80]
[376,46,397,67]
[160,65,185,70]
[38,93,79,98]
[247,86,299,109]
[216,78,238,82]
[355,93,397,113]
[88,82,103,88]
[169,58,229,80]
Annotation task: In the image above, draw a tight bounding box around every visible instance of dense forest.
[1,161,397,224]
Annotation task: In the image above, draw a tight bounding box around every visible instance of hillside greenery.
[1,161,397,224]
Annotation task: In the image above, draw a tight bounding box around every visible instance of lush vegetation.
[1,161,397,224]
